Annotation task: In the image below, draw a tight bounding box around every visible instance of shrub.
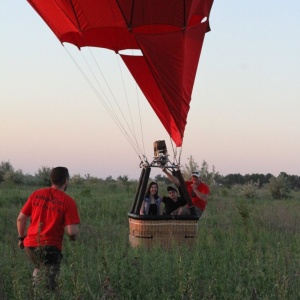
[71,174,85,185]
[242,181,259,199]
[268,175,291,199]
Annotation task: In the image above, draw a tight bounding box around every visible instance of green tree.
[3,169,24,184]
[117,175,129,185]
[223,173,245,187]
[155,174,169,184]
[23,174,40,186]
[288,175,300,190]
[181,155,199,180]
[0,161,14,183]
[105,176,114,182]
[199,160,219,186]
[35,166,52,186]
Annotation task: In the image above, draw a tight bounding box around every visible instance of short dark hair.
[167,185,177,192]
[50,167,70,186]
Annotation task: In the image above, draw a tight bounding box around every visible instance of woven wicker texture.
[129,218,198,249]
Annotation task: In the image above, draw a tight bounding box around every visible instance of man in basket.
[162,169,210,217]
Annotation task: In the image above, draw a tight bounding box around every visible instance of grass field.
[1,181,299,299]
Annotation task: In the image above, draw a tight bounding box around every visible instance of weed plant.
[0,182,299,299]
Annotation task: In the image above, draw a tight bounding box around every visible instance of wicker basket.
[128,215,199,249]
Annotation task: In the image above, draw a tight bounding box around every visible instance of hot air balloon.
[25,0,214,248]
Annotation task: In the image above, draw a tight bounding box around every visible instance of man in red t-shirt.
[16,166,80,290]
[163,169,210,217]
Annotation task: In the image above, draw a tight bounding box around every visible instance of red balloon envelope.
[27,0,214,147]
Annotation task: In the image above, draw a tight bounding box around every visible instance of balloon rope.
[116,55,145,156]
[86,47,143,154]
[135,79,146,156]
[63,45,144,159]
[169,137,182,167]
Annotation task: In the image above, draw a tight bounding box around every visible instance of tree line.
[0,161,131,187]
[173,156,300,190]
[1,160,299,194]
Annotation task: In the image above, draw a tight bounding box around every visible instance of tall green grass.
[1,182,299,299]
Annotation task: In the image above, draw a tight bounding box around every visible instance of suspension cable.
[116,55,144,156]
[63,45,145,160]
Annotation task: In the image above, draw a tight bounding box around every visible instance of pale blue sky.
[1,1,299,179]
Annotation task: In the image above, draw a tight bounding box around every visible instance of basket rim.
[128,213,199,221]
